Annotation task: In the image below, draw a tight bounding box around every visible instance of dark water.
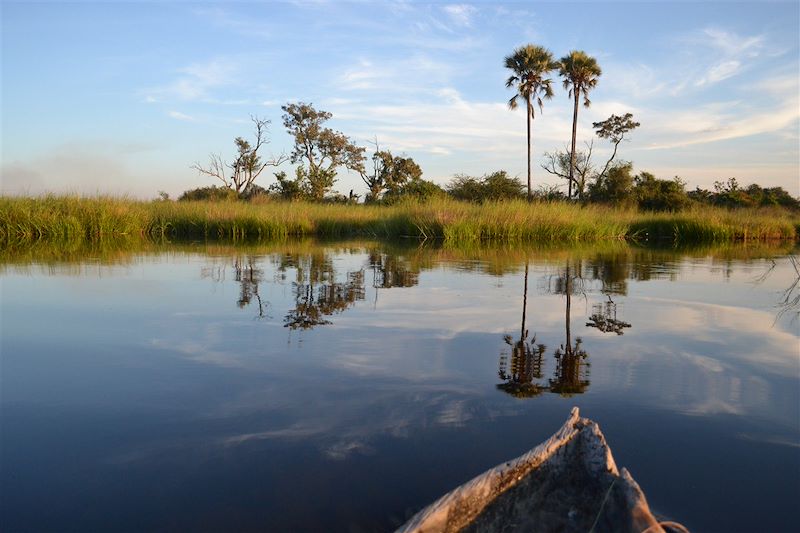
[1,240,798,532]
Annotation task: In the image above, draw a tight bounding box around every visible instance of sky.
[2,0,799,198]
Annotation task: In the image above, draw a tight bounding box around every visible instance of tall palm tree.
[505,45,557,202]
[558,50,601,200]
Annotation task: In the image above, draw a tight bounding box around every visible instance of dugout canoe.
[397,407,687,533]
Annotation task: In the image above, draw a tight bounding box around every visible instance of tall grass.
[1,195,797,246]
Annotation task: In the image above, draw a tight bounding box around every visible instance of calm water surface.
[2,240,799,532]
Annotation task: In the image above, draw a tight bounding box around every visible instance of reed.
[1,195,797,246]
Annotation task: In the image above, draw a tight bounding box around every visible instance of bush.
[383,178,446,203]
[178,185,239,202]
[587,162,635,206]
[695,178,800,210]
[634,173,691,211]
[446,170,525,202]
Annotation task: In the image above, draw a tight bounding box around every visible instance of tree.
[504,45,557,201]
[634,172,690,211]
[593,113,640,180]
[587,162,635,205]
[192,116,287,196]
[541,142,596,200]
[269,169,306,201]
[360,141,423,202]
[558,51,601,200]
[281,102,365,201]
[542,112,640,200]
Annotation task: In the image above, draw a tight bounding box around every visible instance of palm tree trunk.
[526,96,532,202]
[569,88,579,201]
[565,261,572,353]
[521,260,529,338]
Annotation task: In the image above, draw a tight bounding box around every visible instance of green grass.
[1,195,797,246]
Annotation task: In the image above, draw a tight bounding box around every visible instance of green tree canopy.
[281,102,365,201]
[361,145,423,202]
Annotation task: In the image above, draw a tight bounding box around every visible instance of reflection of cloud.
[437,399,473,427]
[738,433,800,449]
[631,296,799,375]
[224,425,325,445]
[150,322,250,368]
[324,439,374,460]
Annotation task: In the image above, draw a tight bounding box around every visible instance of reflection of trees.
[234,256,267,317]
[777,255,800,323]
[498,262,547,398]
[757,254,800,324]
[284,253,366,330]
[497,259,592,398]
[586,297,631,335]
[369,251,420,288]
[201,255,269,319]
[550,337,590,396]
[549,260,591,396]
[367,249,421,307]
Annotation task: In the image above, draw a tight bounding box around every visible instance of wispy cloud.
[701,27,764,57]
[144,58,239,102]
[694,59,742,87]
[335,54,454,93]
[168,110,196,122]
[442,4,477,27]
[644,79,800,150]
[677,27,767,91]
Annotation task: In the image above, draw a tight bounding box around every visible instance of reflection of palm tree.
[498,261,547,398]
[497,259,592,398]
[550,260,590,395]
[550,337,590,396]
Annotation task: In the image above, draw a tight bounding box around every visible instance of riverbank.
[1,195,797,245]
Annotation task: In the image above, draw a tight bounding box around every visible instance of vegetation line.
[1,196,798,246]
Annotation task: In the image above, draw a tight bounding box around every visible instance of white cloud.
[144,58,239,102]
[644,96,799,150]
[701,27,764,57]
[168,110,196,122]
[442,4,477,27]
[695,60,742,87]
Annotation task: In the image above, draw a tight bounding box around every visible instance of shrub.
[634,173,691,211]
[446,170,525,202]
[383,178,446,203]
[178,185,239,202]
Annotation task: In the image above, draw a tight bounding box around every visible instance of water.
[2,240,798,532]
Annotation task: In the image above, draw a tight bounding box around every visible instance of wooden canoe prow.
[397,407,672,533]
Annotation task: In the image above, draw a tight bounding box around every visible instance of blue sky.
[2,1,798,198]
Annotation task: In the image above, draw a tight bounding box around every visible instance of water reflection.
[497,262,547,397]
[234,256,267,317]
[280,252,366,329]
[586,297,631,335]
[2,238,799,533]
[497,259,595,398]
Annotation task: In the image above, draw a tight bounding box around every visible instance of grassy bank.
[1,195,798,245]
